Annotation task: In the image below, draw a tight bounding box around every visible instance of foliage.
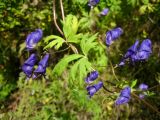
[0,0,160,120]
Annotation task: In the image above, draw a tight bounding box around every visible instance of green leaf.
[53,54,83,75]
[131,80,137,88]
[70,57,92,85]
[63,15,79,38]
[44,35,65,50]
[80,33,98,55]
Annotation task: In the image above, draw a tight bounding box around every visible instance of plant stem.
[53,0,63,35]
[60,0,65,21]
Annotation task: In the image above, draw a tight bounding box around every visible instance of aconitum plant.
[85,71,99,84]
[106,27,123,46]
[119,39,152,66]
[100,8,109,16]
[22,53,37,78]
[26,29,43,50]
[115,86,131,105]
[88,0,100,7]
[86,81,103,98]
[33,54,50,79]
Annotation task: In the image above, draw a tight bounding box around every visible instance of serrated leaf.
[53,54,83,75]
[70,57,92,85]
[44,35,65,50]
[80,33,98,55]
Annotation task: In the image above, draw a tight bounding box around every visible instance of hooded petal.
[38,54,50,68]
[26,29,43,50]
[85,71,99,83]
[139,83,148,91]
[100,8,109,16]
[88,0,100,6]
[139,39,152,53]
[106,27,123,46]
[115,86,131,105]
[24,53,37,66]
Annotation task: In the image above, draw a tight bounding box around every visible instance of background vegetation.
[0,0,160,119]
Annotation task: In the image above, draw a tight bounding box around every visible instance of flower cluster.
[138,83,148,99]
[106,27,123,47]
[119,39,152,66]
[22,29,49,79]
[85,71,103,98]
[115,86,131,105]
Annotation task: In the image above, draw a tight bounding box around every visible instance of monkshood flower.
[86,81,103,98]
[88,0,100,7]
[26,29,43,50]
[106,27,123,46]
[115,86,131,105]
[139,83,148,91]
[22,53,37,78]
[119,40,139,66]
[85,71,99,84]
[119,39,152,66]
[137,39,152,61]
[138,83,148,99]
[100,8,109,16]
[33,54,49,79]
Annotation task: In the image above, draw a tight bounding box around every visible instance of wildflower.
[85,71,99,84]
[139,83,148,91]
[33,54,49,79]
[100,8,109,16]
[138,83,148,99]
[22,53,37,78]
[26,29,43,50]
[88,0,100,7]
[136,39,152,61]
[86,81,103,98]
[119,39,152,66]
[106,27,123,46]
[115,86,131,105]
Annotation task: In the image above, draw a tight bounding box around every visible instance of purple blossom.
[137,39,152,61]
[33,54,49,79]
[106,27,123,46]
[115,86,131,105]
[139,83,148,91]
[119,39,152,66]
[139,94,145,99]
[26,29,43,50]
[22,53,37,78]
[85,71,99,84]
[88,0,100,7]
[100,8,109,16]
[86,81,103,98]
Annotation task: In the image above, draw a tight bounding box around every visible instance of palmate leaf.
[44,35,65,50]
[63,14,79,39]
[80,33,98,55]
[52,54,83,76]
[70,57,92,85]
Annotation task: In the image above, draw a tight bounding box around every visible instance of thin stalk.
[53,0,63,35]
[60,0,65,21]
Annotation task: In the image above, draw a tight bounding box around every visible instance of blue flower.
[115,86,131,105]
[88,0,100,7]
[119,39,152,66]
[100,8,109,16]
[137,39,152,61]
[86,81,103,98]
[22,53,37,78]
[85,71,99,84]
[33,54,49,79]
[106,27,123,46]
[26,29,43,50]
[139,83,148,91]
